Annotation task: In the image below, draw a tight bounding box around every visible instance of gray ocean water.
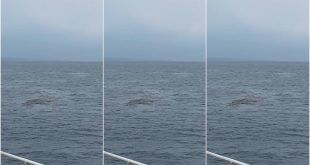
[1,62,102,165]
[2,61,308,165]
[104,61,205,165]
[207,61,309,165]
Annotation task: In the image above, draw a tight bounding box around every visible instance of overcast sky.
[208,0,309,61]
[2,0,102,61]
[2,0,308,61]
[105,0,205,61]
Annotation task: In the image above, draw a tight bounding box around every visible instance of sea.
[2,61,308,165]
[207,61,309,165]
[104,61,205,165]
[1,61,103,165]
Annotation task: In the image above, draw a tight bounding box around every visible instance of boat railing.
[1,150,247,165]
[206,151,249,165]
[1,151,44,165]
[104,151,147,165]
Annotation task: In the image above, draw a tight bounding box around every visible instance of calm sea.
[2,61,307,165]
[104,61,205,165]
[1,61,103,165]
[207,61,309,165]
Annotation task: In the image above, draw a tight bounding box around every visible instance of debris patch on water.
[23,95,58,107]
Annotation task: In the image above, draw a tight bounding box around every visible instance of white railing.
[1,151,44,165]
[2,150,247,165]
[206,151,249,165]
[104,151,147,165]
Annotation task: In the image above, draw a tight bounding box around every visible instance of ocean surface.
[207,61,309,165]
[1,61,103,165]
[104,61,205,165]
[2,61,308,165]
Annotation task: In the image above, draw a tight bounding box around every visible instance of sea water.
[2,61,103,165]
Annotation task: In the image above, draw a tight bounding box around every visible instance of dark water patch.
[126,97,159,106]
[228,94,263,107]
[22,95,58,107]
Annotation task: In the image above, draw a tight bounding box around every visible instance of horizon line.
[2,59,308,63]
[2,57,308,63]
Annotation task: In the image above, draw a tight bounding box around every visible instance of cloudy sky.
[2,0,102,61]
[208,0,309,61]
[3,0,308,61]
[105,0,205,61]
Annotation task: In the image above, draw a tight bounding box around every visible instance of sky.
[208,0,309,61]
[2,0,102,61]
[105,0,205,61]
[2,0,308,61]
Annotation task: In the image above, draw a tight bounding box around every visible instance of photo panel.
[104,0,205,164]
[1,0,103,164]
[207,0,309,164]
